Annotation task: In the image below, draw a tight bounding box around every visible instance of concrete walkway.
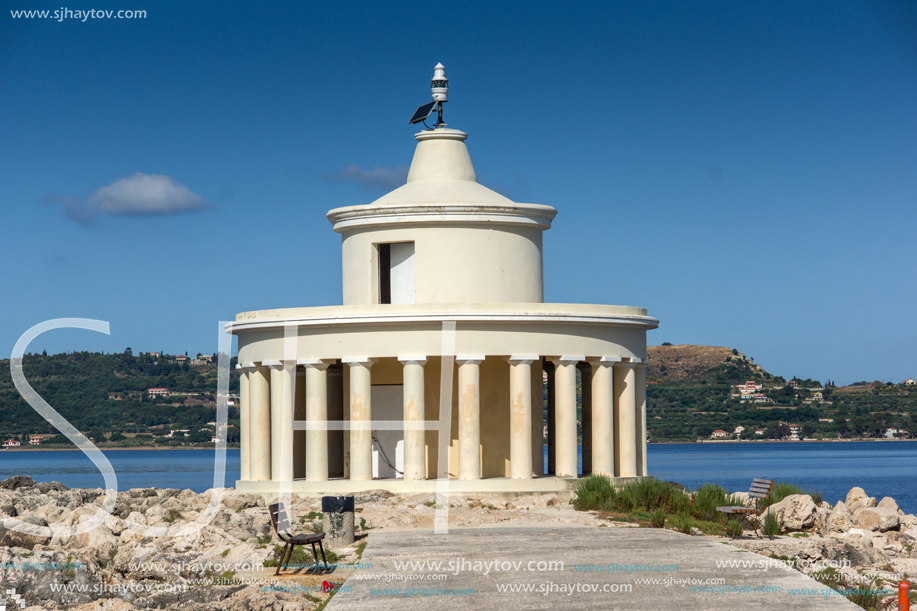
[327,526,861,610]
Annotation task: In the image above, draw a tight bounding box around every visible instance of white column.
[589,357,619,477]
[551,356,583,478]
[237,364,251,481]
[267,361,295,483]
[614,360,639,477]
[249,364,271,481]
[635,360,648,477]
[399,357,427,481]
[508,356,537,480]
[456,356,484,480]
[266,361,284,480]
[300,359,334,482]
[345,358,375,481]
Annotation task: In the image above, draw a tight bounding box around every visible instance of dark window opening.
[379,243,391,304]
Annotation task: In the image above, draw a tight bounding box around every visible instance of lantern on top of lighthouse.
[431,63,448,102]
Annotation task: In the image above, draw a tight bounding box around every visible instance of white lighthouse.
[230,65,657,496]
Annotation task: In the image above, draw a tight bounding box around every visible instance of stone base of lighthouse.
[235,475,649,501]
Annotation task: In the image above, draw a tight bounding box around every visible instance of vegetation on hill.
[644,346,916,442]
[0,351,239,447]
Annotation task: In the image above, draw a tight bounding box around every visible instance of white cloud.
[44,173,207,223]
[88,172,207,216]
[322,164,408,189]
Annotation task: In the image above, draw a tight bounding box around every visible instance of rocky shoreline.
[0,475,914,610]
[734,486,917,608]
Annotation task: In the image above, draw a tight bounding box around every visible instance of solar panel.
[409,100,437,124]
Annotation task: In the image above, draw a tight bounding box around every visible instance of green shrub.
[649,508,666,528]
[807,489,823,505]
[265,544,339,569]
[572,475,617,511]
[726,519,743,538]
[625,478,689,514]
[691,484,741,523]
[669,513,695,534]
[762,511,782,536]
[572,476,690,514]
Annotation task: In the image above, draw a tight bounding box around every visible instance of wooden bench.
[716,478,775,539]
[268,501,329,576]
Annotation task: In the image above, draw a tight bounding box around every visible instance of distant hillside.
[0,351,239,446]
[647,344,771,382]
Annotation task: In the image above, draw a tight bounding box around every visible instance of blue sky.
[1,0,914,385]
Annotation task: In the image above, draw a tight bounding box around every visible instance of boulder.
[223,493,259,512]
[104,514,126,536]
[0,515,51,549]
[877,497,899,512]
[900,514,917,529]
[848,497,877,514]
[852,506,899,532]
[0,475,37,490]
[846,487,868,505]
[32,481,69,494]
[129,488,158,498]
[75,522,119,559]
[764,494,817,531]
[813,506,830,535]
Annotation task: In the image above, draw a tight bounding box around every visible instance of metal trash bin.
[322,496,355,547]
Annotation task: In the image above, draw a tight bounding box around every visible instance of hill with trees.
[0,350,238,448]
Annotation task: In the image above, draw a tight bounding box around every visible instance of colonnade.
[236,355,647,483]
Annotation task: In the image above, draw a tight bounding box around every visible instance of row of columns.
[237,355,647,483]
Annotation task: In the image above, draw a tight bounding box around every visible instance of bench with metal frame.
[268,500,329,576]
[716,478,775,539]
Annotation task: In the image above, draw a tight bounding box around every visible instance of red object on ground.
[900,581,911,611]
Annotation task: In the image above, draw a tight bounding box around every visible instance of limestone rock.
[222,493,259,511]
[32,481,69,494]
[764,494,817,531]
[0,515,51,549]
[852,506,899,532]
[0,475,37,490]
[846,487,868,505]
[877,497,899,512]
[813,506,830,535]
[826,502,854,534]
[403,493,437,506]
[900,514,917,529]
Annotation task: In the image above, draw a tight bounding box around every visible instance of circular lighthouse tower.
[327,126,557,306]
[230,65,657,498]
